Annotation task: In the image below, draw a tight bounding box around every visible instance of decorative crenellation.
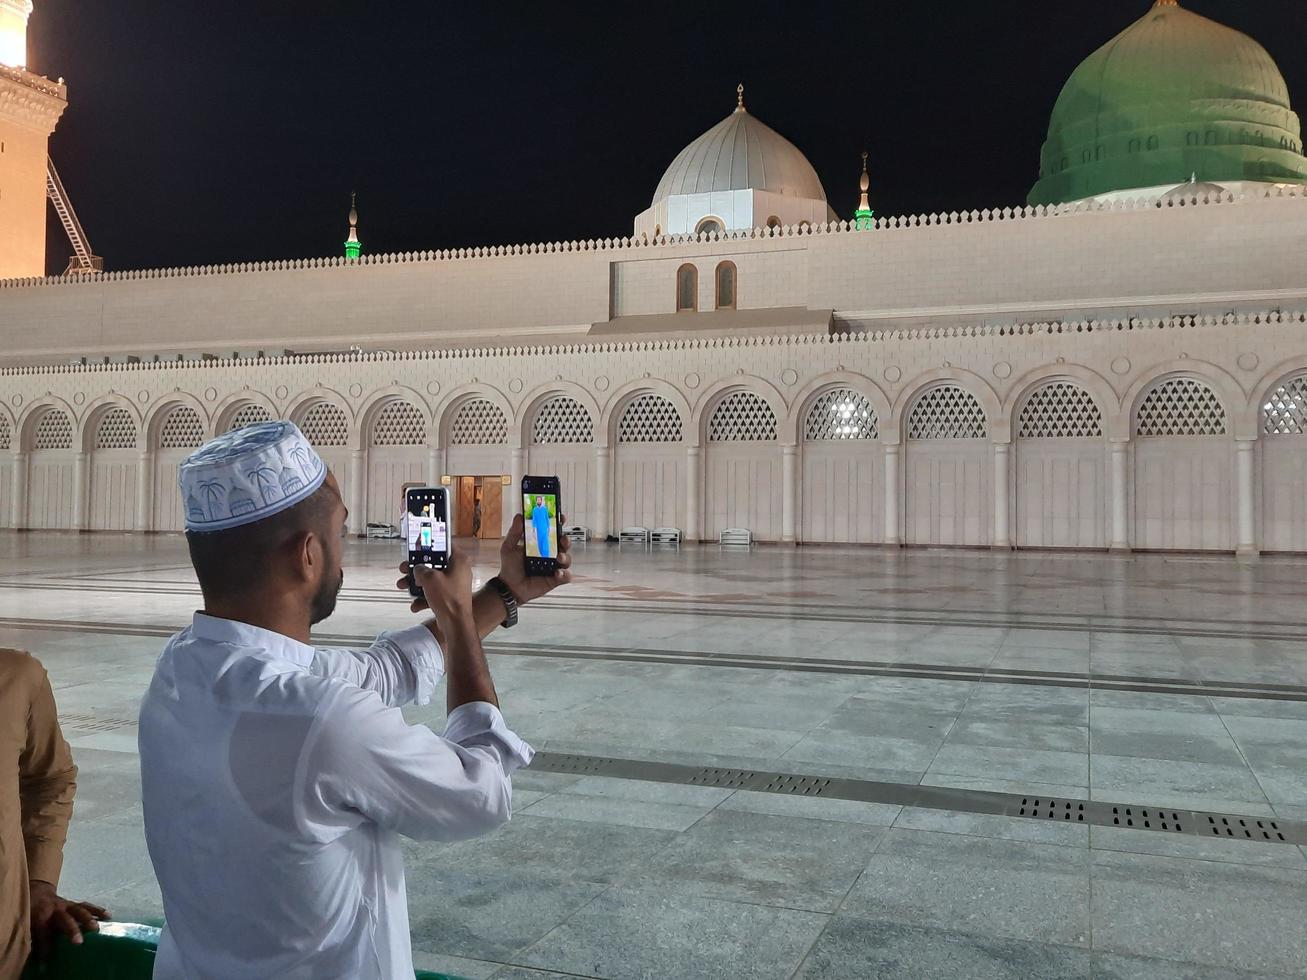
[5,308,1305,378]
[0,64,66,132]
[1,185,1303,290]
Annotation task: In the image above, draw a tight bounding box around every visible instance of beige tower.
[0,0,66,279]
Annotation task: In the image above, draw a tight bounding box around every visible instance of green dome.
[1029,1,1307,205]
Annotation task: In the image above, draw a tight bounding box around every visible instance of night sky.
[28,0,1305,272]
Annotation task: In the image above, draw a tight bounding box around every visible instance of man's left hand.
[496,512,573,604]
[29,880,109,957]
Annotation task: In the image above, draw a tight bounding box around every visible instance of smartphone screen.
[522,476,560,575]
[406,487,449,595]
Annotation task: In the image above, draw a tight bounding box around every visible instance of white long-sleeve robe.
[138,612,532,979]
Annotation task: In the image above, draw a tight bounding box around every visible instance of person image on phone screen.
[531,495,552,559]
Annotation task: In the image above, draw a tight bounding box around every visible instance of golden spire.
[858,152,870,211]
[346,192,359,245]
[736,83,745,112]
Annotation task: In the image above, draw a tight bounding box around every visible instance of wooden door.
[479,480,502,538]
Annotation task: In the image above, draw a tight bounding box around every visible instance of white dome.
[652,100,827,206]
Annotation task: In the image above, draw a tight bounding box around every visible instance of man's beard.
[309,567,344,626]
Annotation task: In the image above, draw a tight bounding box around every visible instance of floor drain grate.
[756,774,830,797]
[1109,806,1183,832]
[60,713,137,735]
[689,768,755,789]
[532,754,616,777]
[1019,799,1086,822]
[1207,814,1287,842]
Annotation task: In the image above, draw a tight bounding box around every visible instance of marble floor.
[2,531,1306,979]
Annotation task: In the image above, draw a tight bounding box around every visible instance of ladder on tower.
[46,156,102,275]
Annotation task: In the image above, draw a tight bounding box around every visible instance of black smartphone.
[405,486,451,597]
[521,475,561,576]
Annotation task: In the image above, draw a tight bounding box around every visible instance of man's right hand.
[410,553,474,622]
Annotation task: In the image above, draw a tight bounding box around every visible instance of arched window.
[907,387,987,440]
[654,224,661,238]
[676,263,697,312]
[618,394,683,443]
[1263,376,1307,435]
[1018,383,1103,438]
[299,402,349,446]
[695,217,723,237]
[370,400,426,446]
[805,389,878,441]
[715,261,736,310]
[95,408,138,450]
[766,215,781,230]
[448,399,508,445]
[158,406,204,449]
[0,414,10,451]
[32,410,73,450]
[708,392,776,442]
[1094,144,1105,160]
[532,396,594,445]
[797,220,812,232]
[1205,131,1219,146]
[227,403,271,432]
[1186,131,1200,147]
[1128,138,1141,153]
[1146,136,1159,151]
[1135,378,1226,437]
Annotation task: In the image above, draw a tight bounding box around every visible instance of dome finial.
[344,191,361,260]
[854,152,874,229]
[736,83,745,112]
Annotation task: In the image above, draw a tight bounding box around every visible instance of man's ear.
[292,529,320,584]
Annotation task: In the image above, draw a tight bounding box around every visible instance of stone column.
[781,444,798,544]
[427,446,441,487]
[8,451,26,529]
[72,451,89,532]
[883,443,901,546]
[594,446,611,539]
[348,450,365,536]
[510,446,526,533]
[1108,440,1130,552]
[993,442,1011,550]
[1235,438,1258,557]
[685,445,702,542]
[135,450,154,532]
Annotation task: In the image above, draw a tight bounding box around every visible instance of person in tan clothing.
[1,649,108,979]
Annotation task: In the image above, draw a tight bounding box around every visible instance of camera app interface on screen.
[407,490,448,566]
[523,491,558,560]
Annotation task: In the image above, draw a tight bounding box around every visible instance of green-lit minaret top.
[344,192,361,260]
[854,152,874,229]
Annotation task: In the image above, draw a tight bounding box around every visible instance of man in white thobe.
[138,422,571,979]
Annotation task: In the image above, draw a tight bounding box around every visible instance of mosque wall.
[4,307,1307,553]
[2,193,1306,365]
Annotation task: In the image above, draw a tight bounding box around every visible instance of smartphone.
[521,475,561,576]
[405,486,451,596]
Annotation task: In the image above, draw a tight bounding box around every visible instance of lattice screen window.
[0,414,10,450]
[371,400,427,446]
[532,397,594,445]
[907,386,988,440]
[159,406,204,449]
[449,399,508,445]
[1018,383,1103,438]
[300,402,349,446]
[1263,376,1307,435]
[618,394,683,443]
[33,410,73,450]
[708,391,777,442]
[805,389,878,440]
[227,404,272,432]
[95,408,138,450]
[1135,378,1226,437]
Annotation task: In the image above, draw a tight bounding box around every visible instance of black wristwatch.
[486,576,518,629]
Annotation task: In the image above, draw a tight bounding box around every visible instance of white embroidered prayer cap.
[178,421,328,532]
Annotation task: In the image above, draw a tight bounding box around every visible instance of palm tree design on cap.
[288,444,317,483]
[249,466,285,506]
[197,480,227,521]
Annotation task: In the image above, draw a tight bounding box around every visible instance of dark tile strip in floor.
[529,751,1307,846]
